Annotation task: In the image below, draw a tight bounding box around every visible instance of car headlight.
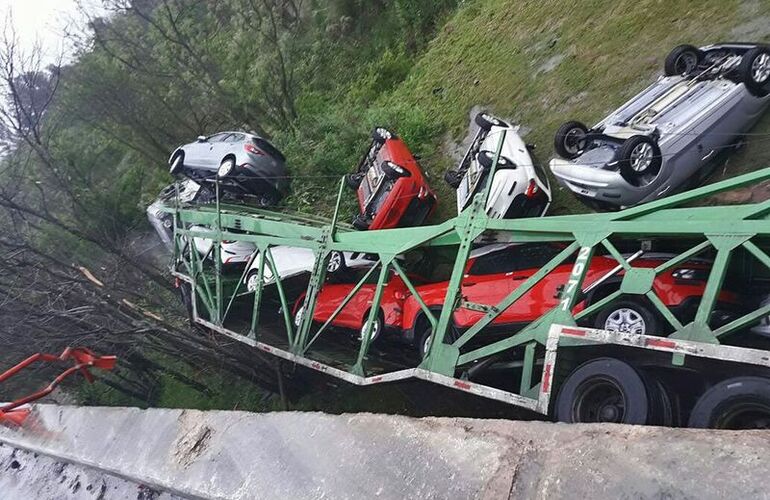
[671,268,709,282]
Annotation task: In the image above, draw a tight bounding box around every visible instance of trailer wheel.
[688,376,770,429]
[556,357,653,424]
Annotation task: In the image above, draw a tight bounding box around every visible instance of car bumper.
[549,158,629,205]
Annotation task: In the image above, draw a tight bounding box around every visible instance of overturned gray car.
[550,43,770,211]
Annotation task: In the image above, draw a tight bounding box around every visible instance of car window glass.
[252,137,286,162]
[468,244,562,275]
[208,133,229,142]
[225,133,244,143]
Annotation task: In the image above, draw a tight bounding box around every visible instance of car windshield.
[468,243,563,275]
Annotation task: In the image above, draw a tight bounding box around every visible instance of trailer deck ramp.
[1,404,768,499]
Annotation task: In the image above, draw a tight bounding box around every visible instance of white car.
[244,247,377,291]
[188,225,256,266]
[444,112,552,219]
[147,179,212,250]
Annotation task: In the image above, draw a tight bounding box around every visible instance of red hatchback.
[401,244,739,357]
[292,271,412,342]
[345,128,437,230]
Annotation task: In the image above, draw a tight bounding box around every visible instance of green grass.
[365,0,770,217]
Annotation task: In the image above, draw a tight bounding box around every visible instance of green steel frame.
[165,134,770,413]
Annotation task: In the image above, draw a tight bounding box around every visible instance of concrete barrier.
[0,405,768,499]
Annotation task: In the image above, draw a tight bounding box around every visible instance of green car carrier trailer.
[162,133,770,429]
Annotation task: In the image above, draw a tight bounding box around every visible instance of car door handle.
[511,275,527,280]
[464,282,477,287]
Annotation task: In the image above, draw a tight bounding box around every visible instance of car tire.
[474,112,509,131]
[594,298,660,336]
[178,282,194,323]
[345,173,363,190]
[553,121,589,160]
[327,250,348,275]
[381,160,410,180]
[372,127,395,144]
[255,191,279,207]
[444,169,463,189]
[617,135,662,184]
[169,151,184,175]
[738,46,770,97]
[358,310,383,343]
[245,269,263,293]
[217,157,235,178]
[352,214,370,231]
[477,150,513,169]
[555,357,653,424]
[688,376,770,429]
[664,44,702,76]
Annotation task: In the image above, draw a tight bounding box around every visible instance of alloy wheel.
[752,53,770,84]
[327,251,342,273]
[630,143,653,172]
[604,308,646,335]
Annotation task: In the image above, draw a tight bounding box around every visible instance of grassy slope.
[377,0,770,218]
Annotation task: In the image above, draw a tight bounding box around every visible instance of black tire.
[594,299,660,337]
[415,321,434,360]
[381,160,410,180]
[688,376,770,429]
[474,112,509,131]
[555,357,653,424]
[255,191,280,207]
[345,173,363,190]
[217,157,235,178]
[738,46,770,97]
[372,127,395,144]
[477,150,513,169]
[664,44,702,76]
[178,282,194,323]
[326,250,348,275]
[617,135,662,184]
[169,151,184,175]
[358,310,384,343]
[351,214,370,231]
[553,121,589,160]
[444,169,463,189]
[640,371,680,427]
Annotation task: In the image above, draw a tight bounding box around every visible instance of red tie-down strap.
[0,348,117,427]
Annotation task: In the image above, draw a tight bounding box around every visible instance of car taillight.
[525,179,539,198]
[244,143,264,156]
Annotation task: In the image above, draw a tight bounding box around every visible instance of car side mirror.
[196,135,207,142]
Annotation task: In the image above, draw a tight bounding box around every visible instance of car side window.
[207,133,229,142]
[225,133,244,143]
[468,244,562,275]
